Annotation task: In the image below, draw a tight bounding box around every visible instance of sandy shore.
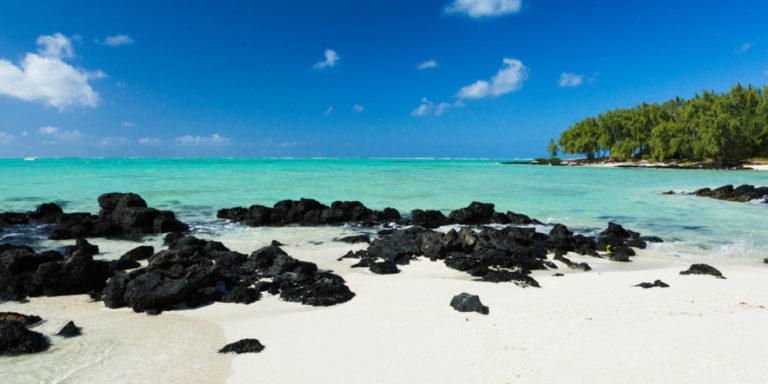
[558,159,768,171]
[3,227,768,383]
[185,228,768,384]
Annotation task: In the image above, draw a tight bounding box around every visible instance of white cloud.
[0,132,15,144]
[36,33,75,59]
[411,97,463,116]
[103,35,135,47]
[22,131,28,137]
[96,136,130,146]
[737,42,753,54]
[313,49,339,70]
[0,33,103,109]
[418,60,438,70]
[174,134,231,146]
[445,0,522,18]
[764,69,768,76]
[116,81,126,88]
[39,126,58,135]
[123,122,134,127]
[38,126,81,140]
[558,72,584,87]
[322,106,333,117]
[456,58,528,99]
[264,139,300,148]
[138,137,162,145]
[352,104,364,113]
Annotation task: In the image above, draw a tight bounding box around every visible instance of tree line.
[553,84,768,164]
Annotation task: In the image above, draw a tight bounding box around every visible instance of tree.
[547,138,559,159]
[552,83,768,164]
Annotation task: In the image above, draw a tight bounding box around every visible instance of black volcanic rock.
[271,271,355,306]
[411,209,449,228]
[121,265,218,313]
[680,264,726,279]
[503,211,543,225]
[553,252,591,271]
[448,202,495,225]
[101,235,355,312]
[0,312,42,326]
[218,338,265,354]
[335,234,371,244]
[120,245,154,261]
[635,280,669,288]
[218,199,400,227]
[600,222,639,239]
[449,293,489,315]
[1,243,63,275]
[56,321,82,337]
[45,193,189,240]
[220,285,260,304]
[369,260,400,274]
[65,238,99,258]
[24,251,113,298]
[367,228,424,265]
[0,320,50,356]
[692,184,768,203]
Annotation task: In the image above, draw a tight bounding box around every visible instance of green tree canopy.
[555,84,768,164]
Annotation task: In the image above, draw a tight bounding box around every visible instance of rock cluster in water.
[217,198,401,227]
[692,184,768,203]
[0,193,189,240]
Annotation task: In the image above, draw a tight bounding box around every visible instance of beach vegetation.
[555,84,768,165]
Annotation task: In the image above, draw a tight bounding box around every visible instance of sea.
[2,157,768,383]
[1,157,767,262]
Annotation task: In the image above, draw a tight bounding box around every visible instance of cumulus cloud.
[313,49,339,70]
[263,139,301,148]
[445,0,522,18]
[38,126,81,140]
[138,137,162,145]
[0,132,15,144]
[418,60,438,70]
[103,35,135,47]
[456,58,528,99]
[36,33,75,59]
[411,98,463,116]
[558,72,584,87]
[96,136,130,146]
[174,134,231,146]
[0,33,104,109]
[352,104,364,113]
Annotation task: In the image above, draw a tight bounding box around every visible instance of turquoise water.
[1,158,767,261]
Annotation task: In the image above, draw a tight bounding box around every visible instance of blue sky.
[0,0,766,158]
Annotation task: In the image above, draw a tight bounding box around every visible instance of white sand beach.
[189,235,768,384]
[3,226,768,384]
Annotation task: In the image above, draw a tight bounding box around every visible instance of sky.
[0,0,767,158]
